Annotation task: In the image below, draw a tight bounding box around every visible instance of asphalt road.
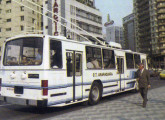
[0,77,165,120]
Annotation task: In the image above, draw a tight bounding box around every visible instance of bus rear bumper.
[0,96,47,107]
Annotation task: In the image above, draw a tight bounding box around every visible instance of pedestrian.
[136,63,151,108]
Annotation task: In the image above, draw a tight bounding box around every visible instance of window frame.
[102,49,115,69]
[49,39,63,69]
[126,53,134,69]
[86,46,102,69]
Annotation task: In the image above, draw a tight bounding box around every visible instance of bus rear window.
[3,37,43,66]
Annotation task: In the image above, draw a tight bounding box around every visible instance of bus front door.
[66,51,83,102]
[117,57,125,91]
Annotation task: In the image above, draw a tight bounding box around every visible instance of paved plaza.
[44,86,165,120]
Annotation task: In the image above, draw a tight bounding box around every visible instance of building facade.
[0,0,102,58]
[134,0,165,68]
[0,0,42,43]
[0,0,42,58]
[43,0,102,41]
[123,13,136,51]
[106,25,124,48]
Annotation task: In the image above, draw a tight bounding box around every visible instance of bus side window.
[66,52,73,77]
[75,53,82,76]
[86,46,102,69]
[103,49,115,69]
[134,54,141,68]
[126,53,134,69]
[50,40,62,68]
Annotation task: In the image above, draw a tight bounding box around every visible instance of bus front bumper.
[0,96,47,107]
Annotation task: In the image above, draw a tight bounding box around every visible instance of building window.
[20,16,24,21]
[6,9,11,13]
[0,28,1,32]
[20,6,24,11]
[7,18,11,22]
[32,18,35,23]
[6,0,11,4]
[6,28,11,31]
[45,1,48,4]
[20,26,24,31]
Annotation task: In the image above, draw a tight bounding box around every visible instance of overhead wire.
[26,0,103,45]
[17,0,104,45]
[12,0,92,42]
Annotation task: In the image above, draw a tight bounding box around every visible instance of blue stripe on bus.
[1,78,136,90]
[103,89,120,95]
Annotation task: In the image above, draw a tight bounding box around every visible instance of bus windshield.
[3,37,43,66]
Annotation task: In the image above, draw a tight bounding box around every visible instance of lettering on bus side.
[93,72,113,77]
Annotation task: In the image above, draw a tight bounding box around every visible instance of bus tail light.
[0,78,2,91]
[42,80,48,96]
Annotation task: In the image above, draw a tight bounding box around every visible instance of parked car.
[159,70,165,80]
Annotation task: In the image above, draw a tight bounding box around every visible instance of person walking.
[137,63,151,108]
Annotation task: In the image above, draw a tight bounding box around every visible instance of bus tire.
[88,82,102,105]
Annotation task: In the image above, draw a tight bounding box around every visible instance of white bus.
[0,34,147,107]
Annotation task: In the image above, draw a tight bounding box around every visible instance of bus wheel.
[89,82,102,105]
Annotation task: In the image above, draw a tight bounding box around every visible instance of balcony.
[76,0,95,9]
[158,22,165,26]
[160,34,165,37]
[157,0,165,3]
[159,39,165,43]
[157,9,165,14]
[159,46,165,50]
[158,16,165,20]
[160,51,165,55]
[157,4,165,8]
[159,28,165,32]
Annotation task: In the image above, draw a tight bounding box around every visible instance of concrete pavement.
[44,86,165,120]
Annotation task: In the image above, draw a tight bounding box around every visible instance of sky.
[95,0,133,28]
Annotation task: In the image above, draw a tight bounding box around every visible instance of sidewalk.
[44,86,165,120]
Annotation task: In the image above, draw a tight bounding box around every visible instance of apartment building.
[156,0,165,67]
[0,0,42,56]
[48,0,103,41]
[134,0,165,68]
[123,13,136,51]
[134,0,151,54]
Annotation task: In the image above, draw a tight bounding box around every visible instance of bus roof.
[5,34,147,56]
